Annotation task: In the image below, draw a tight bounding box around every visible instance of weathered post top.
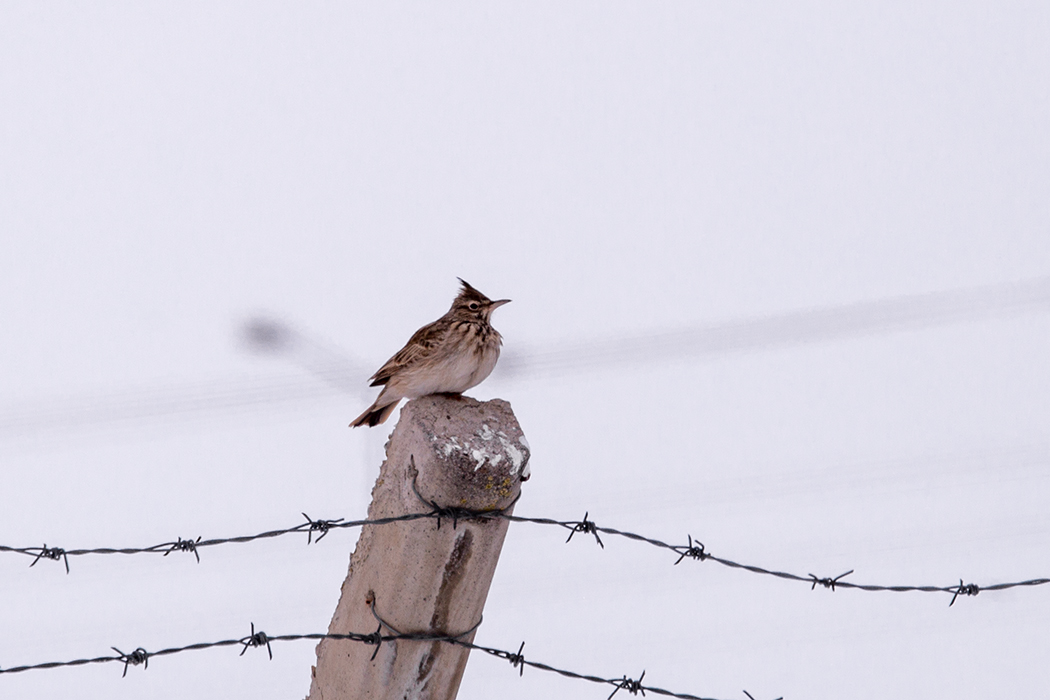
[307,394,530,700]
[372,394,530,518]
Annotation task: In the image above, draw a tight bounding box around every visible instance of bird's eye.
[468,302,480,310]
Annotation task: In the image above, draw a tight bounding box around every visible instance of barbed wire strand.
[0,611,781,700]
[2,495,1046,605]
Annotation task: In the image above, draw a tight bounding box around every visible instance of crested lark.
[350,279,511,428]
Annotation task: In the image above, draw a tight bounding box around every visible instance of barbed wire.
[0,601,781,700]
[2,491,1046,606]
[498,513,1049,603]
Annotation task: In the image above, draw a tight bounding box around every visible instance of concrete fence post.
[306,394,531,700]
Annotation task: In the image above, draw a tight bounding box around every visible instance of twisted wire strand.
[1,504,1046,604]
[0,618,778,700]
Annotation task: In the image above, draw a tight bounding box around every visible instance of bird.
[350,279,511,428]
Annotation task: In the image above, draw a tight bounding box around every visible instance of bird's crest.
[455,278,492,304]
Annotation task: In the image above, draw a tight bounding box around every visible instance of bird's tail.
[349,400,399,428]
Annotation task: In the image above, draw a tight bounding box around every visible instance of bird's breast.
[395,324,502,398]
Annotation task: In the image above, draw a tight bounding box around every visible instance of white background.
[1,3,1048,699]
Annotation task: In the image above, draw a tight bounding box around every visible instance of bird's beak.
[489,299,511,309]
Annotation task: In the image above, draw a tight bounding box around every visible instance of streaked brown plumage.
[349,279,511,428]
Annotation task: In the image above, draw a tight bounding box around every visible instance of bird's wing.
[367,322,444,387]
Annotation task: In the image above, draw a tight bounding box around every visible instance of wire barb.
[239,623,272,660]
[363,622,384,661]
[504,641,526,676]
[608,670,646,698]
[674,535,708,565]
[163,536,202,563]
[431,503,481,530]
[566,512,604,548]
[809,569,854,591]
[29,544,69,574]
[301,513,343,545]
[949,579,980,607]
[111,647,148,678]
